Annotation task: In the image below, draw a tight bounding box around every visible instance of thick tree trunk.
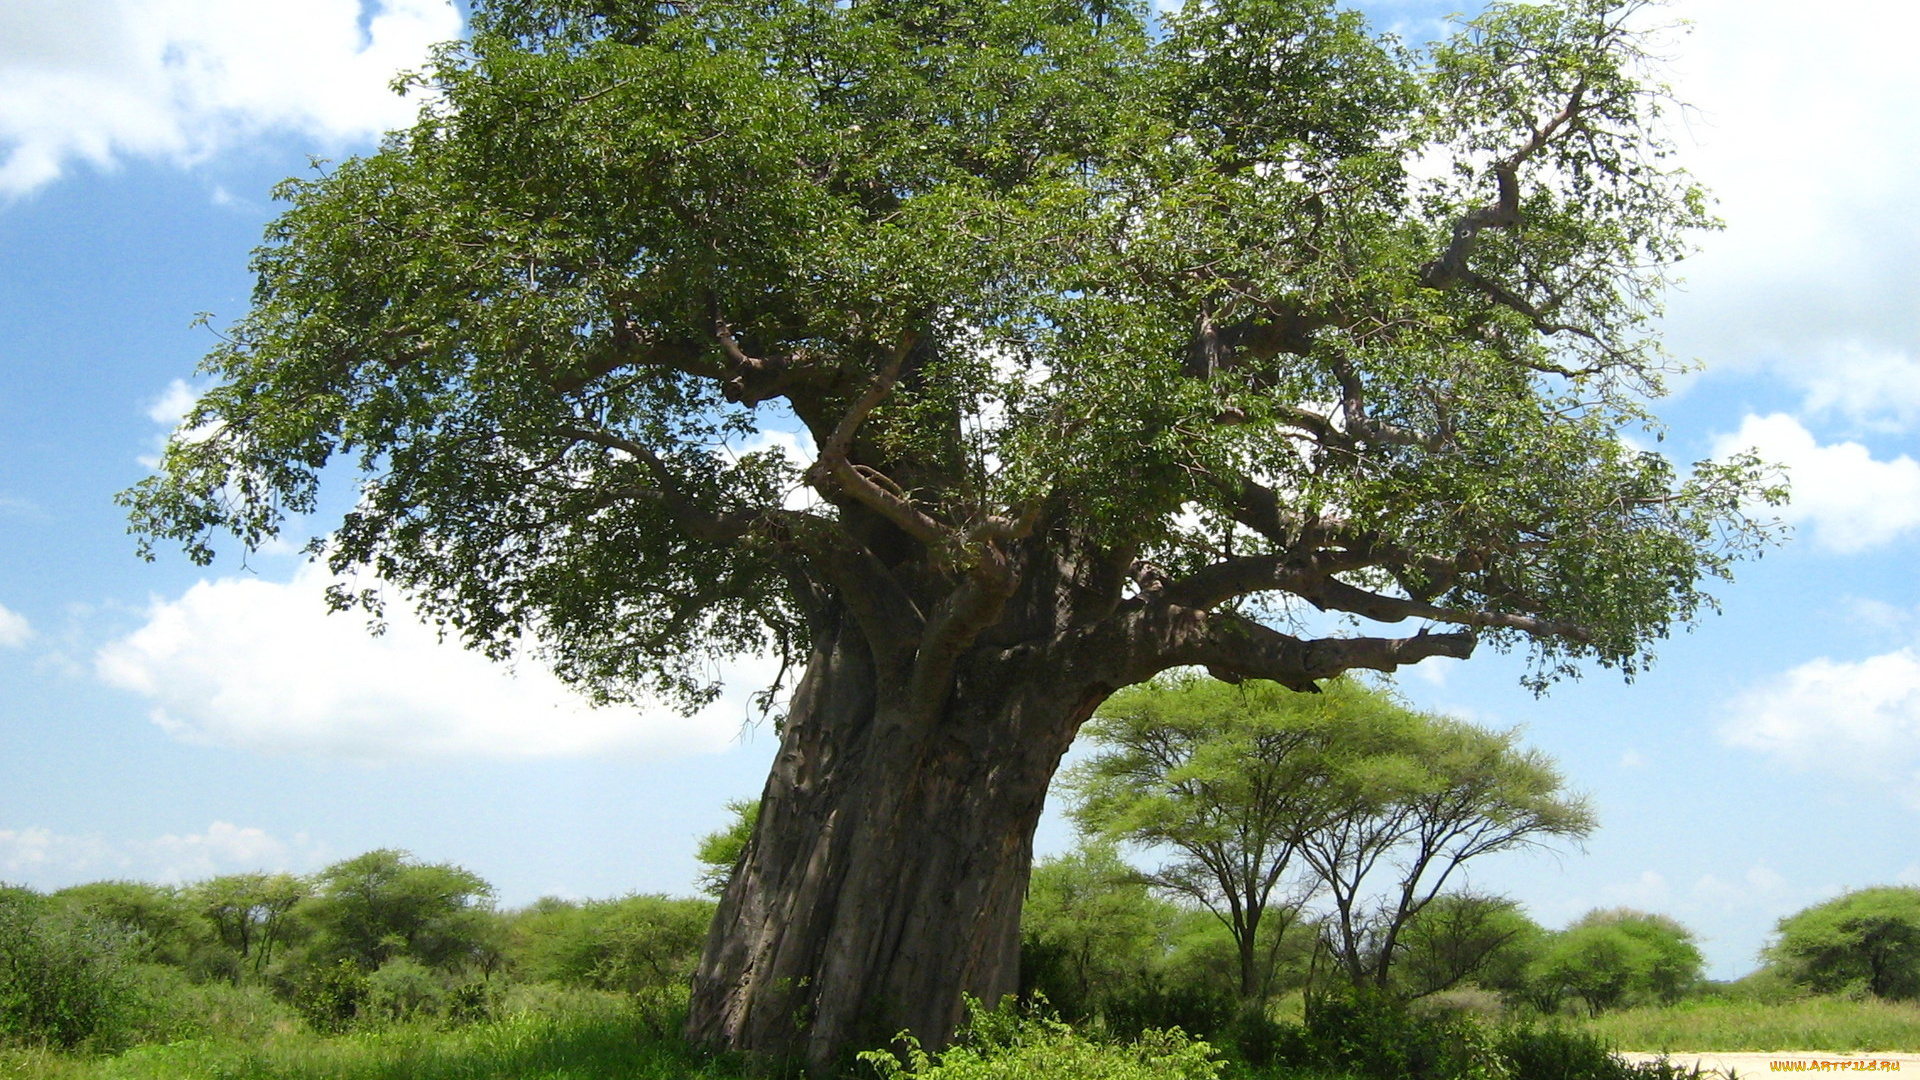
[686,600,1102,1069]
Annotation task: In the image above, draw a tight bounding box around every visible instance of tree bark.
[686,597,1103,1070]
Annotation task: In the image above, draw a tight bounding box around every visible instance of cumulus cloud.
[1657,0,1920,396]
[0,602,28,646]
[1712,413,1920,553]
[0,0,460,197]
[1722,648,1920,802]
[0,821,324,884]
[96,562,771,762]
[1793,342,1920,432]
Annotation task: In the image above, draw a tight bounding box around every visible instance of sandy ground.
[1618,1051,1920,1076]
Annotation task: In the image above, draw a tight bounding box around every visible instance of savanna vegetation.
[10,677,1918,1079]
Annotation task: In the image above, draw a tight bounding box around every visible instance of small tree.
[54,880,205,970]
[1301,708,1594,989]
[1067,677,1345,1003]
[1529,908,1702,1014]
[1392,892,1544,999]
[302,850,496,973]
[194,872,310,977]
[1069,677,1590,999]
[1767,887,1920,1001]
[1019,842,1178,1021]
[0,886,134,1049]
[694,800,761,899]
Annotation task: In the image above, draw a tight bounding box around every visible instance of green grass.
[1581,996,1920,1053]
[0,995,741,1080]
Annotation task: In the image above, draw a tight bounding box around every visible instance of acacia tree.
[1766,887,1920,1000]
[1298,705,1594,988]
[1067,676,1348,1002]
[125,0,1775,1063]
[1069,677,1589,997]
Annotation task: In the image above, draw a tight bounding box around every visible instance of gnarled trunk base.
[686,606,1099,1069]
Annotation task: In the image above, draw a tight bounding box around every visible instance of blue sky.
[2,0,1918,981]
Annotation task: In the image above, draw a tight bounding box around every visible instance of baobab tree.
[126,0,1777,1065]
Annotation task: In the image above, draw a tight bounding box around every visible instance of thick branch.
[1176,611,1476,691]
[806,335,952,548]
[1421,80,1588,293]
[1165,555,1593,643]
[1080,600,1477,693]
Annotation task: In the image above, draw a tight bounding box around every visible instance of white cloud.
[1794,343,1920,432]
[1722,647,1920,803]
[145,378,198,426]
[0,821,324,884]
[1658,0,1920,387]
[96,562,771,762]
[0,602,28,646]
[1712,413,1920,553]
[0,0,461,197]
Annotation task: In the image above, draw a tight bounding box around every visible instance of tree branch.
[1165,555,1592,642]
[554,425,757,543]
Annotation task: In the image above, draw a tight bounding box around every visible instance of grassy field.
[1581,996,1920,1053]
[11,995,1920,1080]
[0,999,739,1080]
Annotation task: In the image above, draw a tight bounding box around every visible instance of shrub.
[292,958,370,1033]
[1296,987,1507,1080]
[0,886,136,1049]
[365,956,444,1022]
[504,894,711,995]
[1529,910,1703,1015]
[860,1002,1221,1080]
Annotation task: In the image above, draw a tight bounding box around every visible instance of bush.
[1528,910,1704,1015]
[292,958,370,1033]
[0,886,136,1049]
[1295,987,1507,1080]
[119,963,296,1045]
[860,1002,1221,1080]
[503,894,711,995]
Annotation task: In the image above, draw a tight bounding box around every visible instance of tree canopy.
[1067,676,1591,997]
[1766,887,1920,1001]
[127,0,1775,705]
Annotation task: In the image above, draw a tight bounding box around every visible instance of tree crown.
[124,0,1781,708]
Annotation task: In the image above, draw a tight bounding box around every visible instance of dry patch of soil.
[1619,1051,1920,1077]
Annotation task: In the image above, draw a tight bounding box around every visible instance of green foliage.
[303,850,497,973]
[0,887,136,1050]
[192,872,310,977]
[50,882,205,972]
[1766,886,1920,1001]
[1019,844,1177,1022]
[503,894,712,995]
[1496,1027,1642,1080]
[693,801,759,899]
[1529,910,1704,1015]
[1294,987,1509,1080]
[1395,894,1546,1000]
[861,1002,1221,1080]
[291,959,369,1035]
[123,0,1781,726]
[1068,676,1591,996]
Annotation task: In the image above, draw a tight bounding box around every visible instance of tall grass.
[1582,996,1920,1052]
[1,990,739,1080]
